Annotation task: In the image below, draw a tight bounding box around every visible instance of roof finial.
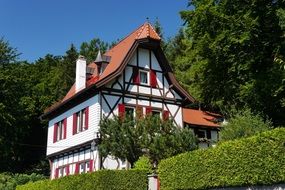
[146,17,149,23]
[95,50,103,63]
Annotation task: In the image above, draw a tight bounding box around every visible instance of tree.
[99,115,197,167]
[174,0,285,125]
[0,37,20,67]
[220,109,272,142]
[80,38,109,63]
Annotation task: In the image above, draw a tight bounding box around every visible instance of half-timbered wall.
[47,95,100,156]
[103,48,184,127]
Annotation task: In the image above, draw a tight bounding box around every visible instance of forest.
[0,0,284,176]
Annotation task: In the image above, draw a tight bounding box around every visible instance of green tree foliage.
[0,37,19,67]
[172,0,285,125]
[0,173,46,190]
[133,156,153,173]
[220,109,272,142]
[79,38,109,63]
[99,115,197,167]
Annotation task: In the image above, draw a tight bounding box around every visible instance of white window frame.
[125,106,135,120]
[151,110,161,118]
[76,108,86,134]
[139,70,149,85]
[57,120,65,141]
[197,129,207,139]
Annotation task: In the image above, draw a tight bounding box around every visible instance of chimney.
[75,55,86,92]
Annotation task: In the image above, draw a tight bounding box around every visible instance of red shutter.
[85,107,89,130]
[54,168,59,179]
[66,165,70,176]
[89,160,93,172]
[73,113,77,135]
[136,105,143,119]
[150,70,157,88]
[74,163,79,174]
[53,123,58,143]
[133,67,140,84]
[118,104,125,118]
[63,118,67,139]
[146,106,152,115]
[162,110,170,121]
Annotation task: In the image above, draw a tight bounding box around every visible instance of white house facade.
[42,23,221,179]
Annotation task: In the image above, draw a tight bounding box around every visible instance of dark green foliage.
[220,109,272,141]
[0,173,46,190]
[99,116,198,167]
[170,0,285,125]
[16,170,148,190]
[158,128,285,190]
[0,37,20,67]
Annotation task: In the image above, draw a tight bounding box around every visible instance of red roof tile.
[183,108,221,127]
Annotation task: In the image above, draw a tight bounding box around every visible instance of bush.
[0,173,46,190]
[134,156,153,173]
[220,109,272,142]
[158,128,285,190]
[16,170,148,190]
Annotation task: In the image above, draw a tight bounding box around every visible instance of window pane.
[82,110,86,130]
[125,107,134,120]
[152,111,160,118]
[140,71,148,84]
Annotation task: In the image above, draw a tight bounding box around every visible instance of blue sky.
[0,0,190,62]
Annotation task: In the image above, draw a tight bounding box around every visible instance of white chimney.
[75,55,86,92]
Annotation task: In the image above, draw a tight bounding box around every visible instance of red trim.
[118,104,125,118]
[73,113,77,135]
[157,176,160,190]
[54,168,59,179]
[53,123,58,143]
[133,67,140,84]
[162,110,169,121]
[74,163,79,174]
[63,118,67,139]
[150,69,157,88]
[85,107,89,130]
[66,165,70,176]
[146,106,152,115]
[89,160,93,172]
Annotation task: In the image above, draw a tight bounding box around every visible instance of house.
[41,22,221,179]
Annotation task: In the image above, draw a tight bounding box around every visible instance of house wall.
[46,95,100,156]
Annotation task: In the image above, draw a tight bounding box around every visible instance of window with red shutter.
[133,67,140,84]
[150,70,157,88]
[74,163,79,174]
[54,168,59,179]
[118,104,125,118]
[136,105,143,119]
[66,165,70,176]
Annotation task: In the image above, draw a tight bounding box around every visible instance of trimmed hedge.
[16,170,148,190]
[158,128,285,190]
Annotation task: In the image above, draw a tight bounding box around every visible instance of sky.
[0,0,190,62]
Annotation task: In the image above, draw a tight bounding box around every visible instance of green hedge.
[158,128,285,190]
[16,170,148,190]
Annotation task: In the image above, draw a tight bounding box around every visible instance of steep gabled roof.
[183,108,221,128]
[42,23,195,119]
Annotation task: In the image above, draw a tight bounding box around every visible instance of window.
[125,107,135,120]
[79,161,90,174]
[152,110,161,118]
[139,70,148,85]
[196,129,207,139]
[54,118,67,143]
[73,107,89,135]
[57,120,65,141]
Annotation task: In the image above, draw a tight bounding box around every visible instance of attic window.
[139,70,148,85]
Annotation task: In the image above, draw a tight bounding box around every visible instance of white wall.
[47,95,100,156]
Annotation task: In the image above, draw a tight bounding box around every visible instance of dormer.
[94,50,111,76]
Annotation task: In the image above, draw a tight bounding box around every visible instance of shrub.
[16,170,148,190]
[220,109,272,142]
[134,156,153,173]
[158,128,285,190]
[0,173,46,190]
